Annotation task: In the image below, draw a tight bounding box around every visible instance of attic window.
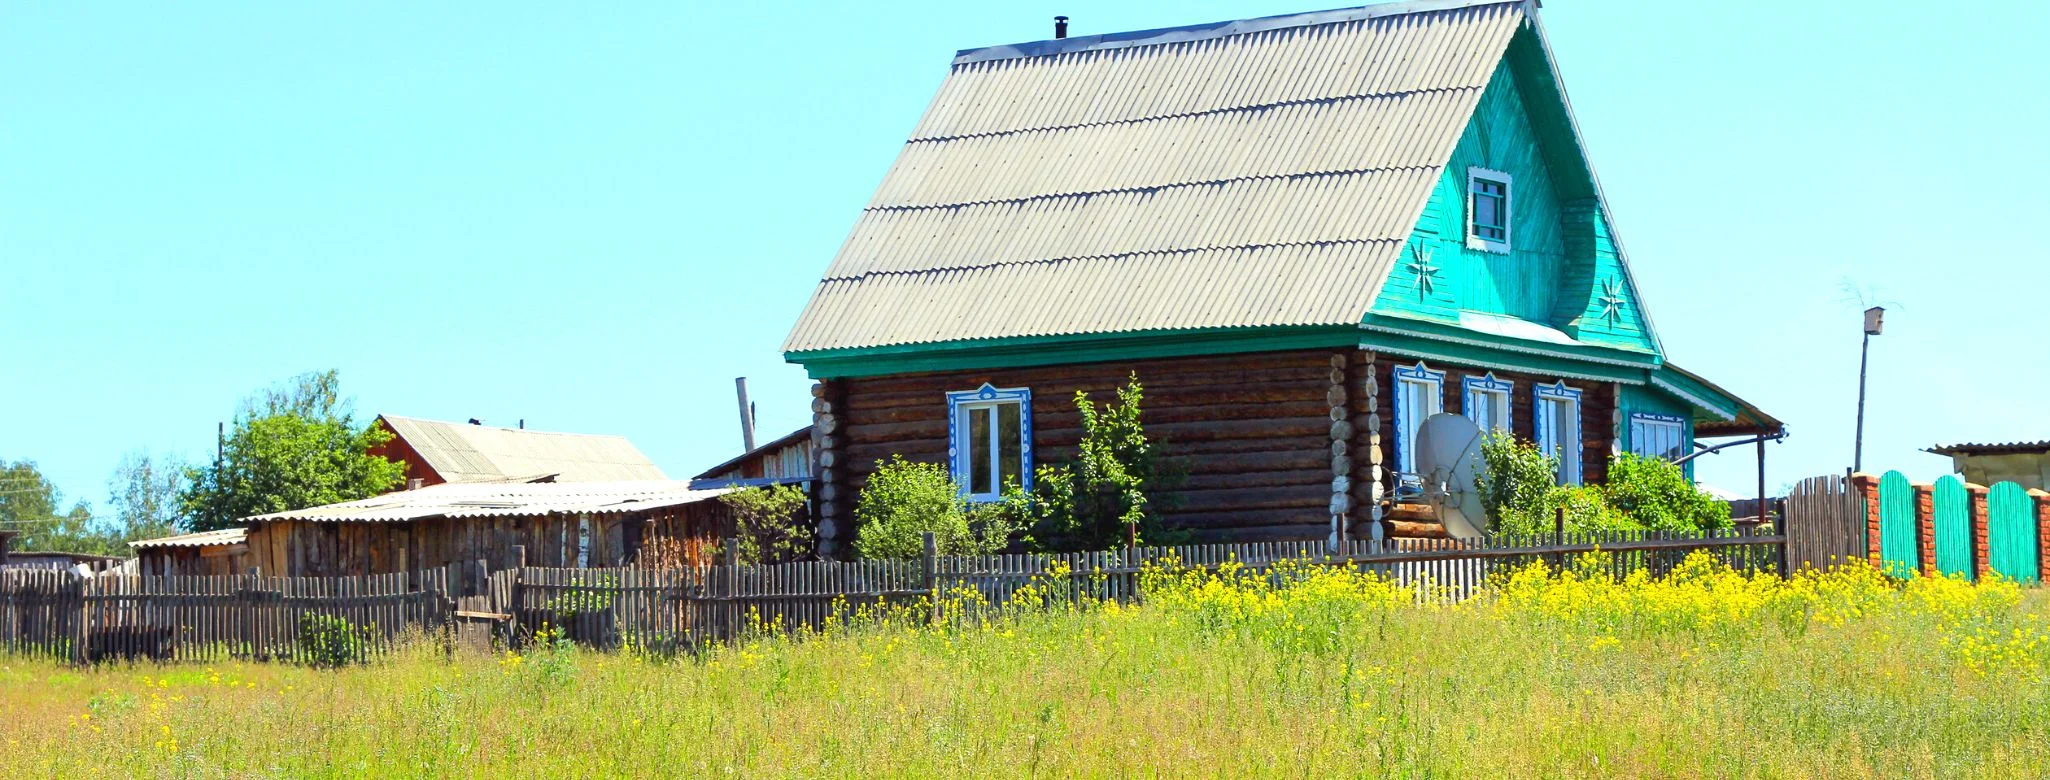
[1467,167,1512,253]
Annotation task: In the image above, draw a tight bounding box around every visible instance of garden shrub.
[296,613,370,667]
[1476,433,1559,536]
[1476,436,1728,536]
[718,484,814,565]
[854,456,1017,560]
[1009,376,1184,551]
[1603,452,1733,533]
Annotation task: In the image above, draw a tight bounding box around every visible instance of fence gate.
[1783,474,1866,571]
[1876,471,1918,577]
[1932,476,1972,578]
[1988,482,2040,583]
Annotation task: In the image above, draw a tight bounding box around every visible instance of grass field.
[2,555,2046,778]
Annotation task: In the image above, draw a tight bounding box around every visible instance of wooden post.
[510,544,527,570]
[723,542,738,641]
[921,531,938,626]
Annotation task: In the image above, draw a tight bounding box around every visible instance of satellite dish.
[1413,413,1487,539]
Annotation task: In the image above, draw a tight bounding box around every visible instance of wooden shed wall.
[137,503,730,577]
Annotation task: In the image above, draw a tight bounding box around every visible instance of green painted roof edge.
[786,325,1360,379]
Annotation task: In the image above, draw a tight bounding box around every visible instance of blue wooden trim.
[945,383,1035,501]
[1391,362,1446,475]
[1533,381,1583,485]
[1460,373,1515,432]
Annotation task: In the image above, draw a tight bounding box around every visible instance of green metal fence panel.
[1878,471,1918,577]
[1932,476,1972,579]
[1987,481,2039,584]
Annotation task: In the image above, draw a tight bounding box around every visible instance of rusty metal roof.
[1926,441,2050,457]
[380,415,667,483]
[786,1,1529,354]
[239,481,733,524]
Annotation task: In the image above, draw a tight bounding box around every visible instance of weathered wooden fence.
[1783,474,1868,572]
[5,529,1787,664]
[2,568,456,664]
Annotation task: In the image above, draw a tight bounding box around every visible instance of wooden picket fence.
[4,528,1787,664]
[1,568,453,664]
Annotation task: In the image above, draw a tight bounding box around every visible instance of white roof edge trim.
[954,0,1524,64]
[1648,376,1738,422]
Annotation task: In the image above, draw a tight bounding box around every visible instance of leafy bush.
[854,456,1018,560]
[1009,377,1183,551]
[718,484,814,565]
[1477,435,1734,536]
[296,613,370,667]
[545,587,616,616]
[1604,452,1733,533]
[1475,433,1558,535]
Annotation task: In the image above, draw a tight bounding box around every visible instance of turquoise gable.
[1371,52,1657,356]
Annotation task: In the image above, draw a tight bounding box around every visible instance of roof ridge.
[954,0,1524,65]
[819,238,1402,282]
[865,166,1446,212]
[907,86,1484,144]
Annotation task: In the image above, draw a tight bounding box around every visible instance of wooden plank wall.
[136,503,731,578]
[831,351,1339,545]
[1372,355,1618,486]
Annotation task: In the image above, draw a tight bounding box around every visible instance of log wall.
[817,349,1626,551]
[826,350,1341,545]
[1371,357,1618,487]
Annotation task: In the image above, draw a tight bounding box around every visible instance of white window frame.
[1461,373,1515,435]
[945,384,1034,502]
[1533,381,1583,485]
[1466,166,1513,254]
[1392,362,1446,475]
[1628,413,1688,462]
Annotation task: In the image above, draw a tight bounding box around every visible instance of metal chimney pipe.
[1055,15,1069,39]
[735,377,757,451]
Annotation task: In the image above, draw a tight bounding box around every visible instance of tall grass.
[2,555,2045,777]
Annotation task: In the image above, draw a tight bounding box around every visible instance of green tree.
[717,484,814,565]
[853,456,1017,560]
[1013,376,1181,551]
[1475,433,1558,536]
[107,450,187,543]
[0,460,125,556]
[180,371,405,532]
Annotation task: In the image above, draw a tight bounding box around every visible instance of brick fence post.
[1848,473,1882,566]
[1912,483,1936,578]
[1967,483,1991,581]
[2032,489,2050,583]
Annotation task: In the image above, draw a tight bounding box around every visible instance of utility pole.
[1853,306,1884,472]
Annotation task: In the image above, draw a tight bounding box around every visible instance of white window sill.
[1467,236,1511,254]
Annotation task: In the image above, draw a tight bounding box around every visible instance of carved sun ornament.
[1597,278,1627,324]
[1405,244,1439,299]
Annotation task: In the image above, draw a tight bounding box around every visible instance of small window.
[1629,413,1688,461]
[1392,363,1446,474]
[1462,374,1515,435]
[1533,382,1583,485]
[947,384,1033,501]
[1467,167,1512,253]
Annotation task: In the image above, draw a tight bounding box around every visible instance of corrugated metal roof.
[129,527,248,550]
[381,415,667,483]
[1927,441,2050,457]
[241,481,732,524]
[786,1,1528,354]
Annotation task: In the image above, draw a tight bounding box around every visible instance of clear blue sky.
[4,0,2045,515]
